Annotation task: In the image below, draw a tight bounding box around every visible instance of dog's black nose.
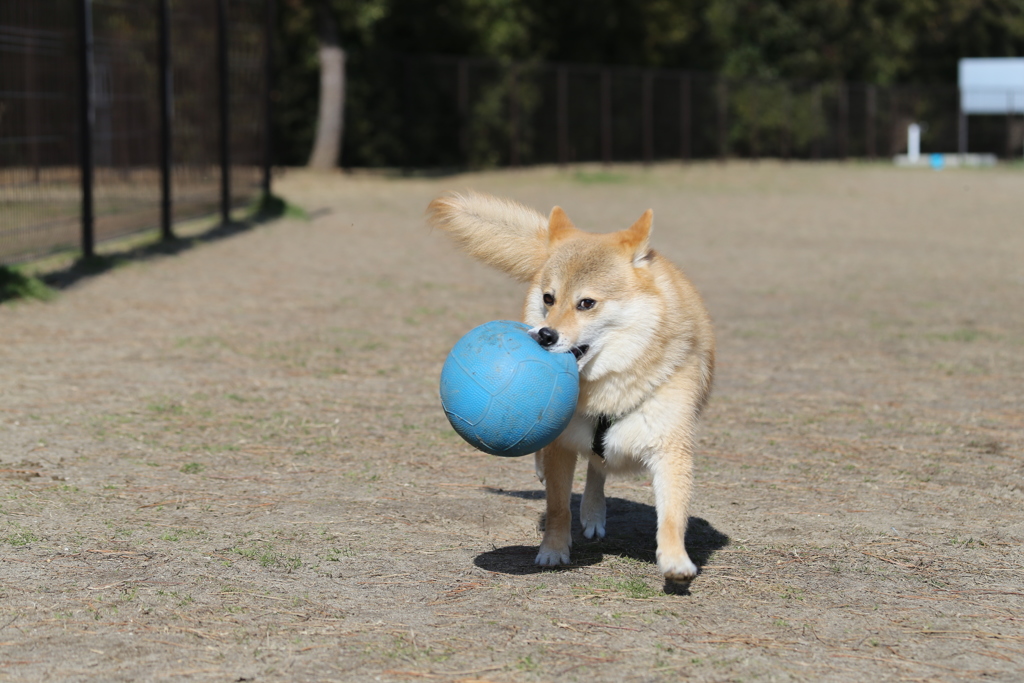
[533,327,559,347]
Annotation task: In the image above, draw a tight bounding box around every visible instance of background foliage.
[273,0,1024,166]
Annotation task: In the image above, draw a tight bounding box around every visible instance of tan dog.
[428,192,714,582]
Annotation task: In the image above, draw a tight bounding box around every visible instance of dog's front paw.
[580,498,606,540]
[535,545,571,567]
[657,551,698,583]
[581,518,606,540]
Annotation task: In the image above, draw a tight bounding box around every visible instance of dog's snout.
[532,327,559,348]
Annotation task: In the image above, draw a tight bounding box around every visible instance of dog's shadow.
[474,489,729,594]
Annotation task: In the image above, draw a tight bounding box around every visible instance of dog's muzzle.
[531,326,558,347]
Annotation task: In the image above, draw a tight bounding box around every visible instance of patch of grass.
[201,443,239,453]
[949,535,986,548]
[0,266,57,303]
[250,192,308,221]
[325,546,356,561]
[779,585,805,600]
[160,528,206,542]
[75,253,130,276]
[573,170,630,184]
[930,328,996,343]
[180,462,203,474]
[3,525,39,546]
[233,542,301,572]
[595,576,660,599]
[150,401,184,415]
[616,577,660,599]
[516,655,540,671]
[234,546,260,560]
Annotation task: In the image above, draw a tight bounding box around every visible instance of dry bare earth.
[1,163,1022,682]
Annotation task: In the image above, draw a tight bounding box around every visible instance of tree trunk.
[307,2,345,169]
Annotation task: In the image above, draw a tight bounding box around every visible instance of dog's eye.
[577,298,597,311]
[543,293,555,306]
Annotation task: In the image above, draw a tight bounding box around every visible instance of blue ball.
[440,320,579,457]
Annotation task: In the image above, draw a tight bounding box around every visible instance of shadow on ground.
[43,197,294,292]
[0,195,303,305]
[474,488,729,593]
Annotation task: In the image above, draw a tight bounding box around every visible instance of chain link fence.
[0,0,270,266]
[4,17,1019,265]
[343,54,1024,170]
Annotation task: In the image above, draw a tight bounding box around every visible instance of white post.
[907,123,921,164]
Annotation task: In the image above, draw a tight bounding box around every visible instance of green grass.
[250,192,308,221]
[180,462,204,474]
[3,526,40,546]
[593,575,661,599]
[615,577,661,599]
[933,328,982,342]
[573,170,630,184]
[232,542,301,571]
[0,266,56,303]
[159,528,207,542]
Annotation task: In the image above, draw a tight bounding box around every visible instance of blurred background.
[2,0,1023,265]
[276,0,1024,168]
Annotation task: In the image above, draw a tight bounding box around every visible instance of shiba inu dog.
[428,192,715,583]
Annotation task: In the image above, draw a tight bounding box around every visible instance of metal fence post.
[679,73,691,162]
[76,0,95,257]
[866,85,876,158]
[25,10,41,183]
[717,81,728,161]
[1006,91,1014,159]
[601,68,612,165]
[457,58,469,164]
[957,88,967,156]
[642,71,653,164]
[262,0,274,196]
[217,0,231,224]
[557,65,568,166]
[158,0,173,240]
[889,87,898,156]
[838,83,849,159]
[508,65,520,167]
[811,85,822,159]
[781,88,792,159]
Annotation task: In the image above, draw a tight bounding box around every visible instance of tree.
[307,0,345,168]
[273,0,1024,167]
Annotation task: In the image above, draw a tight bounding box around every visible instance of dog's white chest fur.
[555,410,650,473]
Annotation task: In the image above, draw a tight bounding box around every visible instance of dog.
[428,192,715,583]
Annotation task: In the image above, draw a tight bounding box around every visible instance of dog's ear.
[548,206,579,244]
[621,209,654,267]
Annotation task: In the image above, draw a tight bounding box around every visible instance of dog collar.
[592,415,614,460]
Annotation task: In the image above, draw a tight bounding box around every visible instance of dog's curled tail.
[427,191,548,282]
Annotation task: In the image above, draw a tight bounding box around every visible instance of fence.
[0,0,271,267]
[342,54,1024,169]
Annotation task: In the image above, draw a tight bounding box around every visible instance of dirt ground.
[1,162,1022,682]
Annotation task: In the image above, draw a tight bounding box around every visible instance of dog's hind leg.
[651,445,698,583]
[580,461,607,539]
[534,444,576,566]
